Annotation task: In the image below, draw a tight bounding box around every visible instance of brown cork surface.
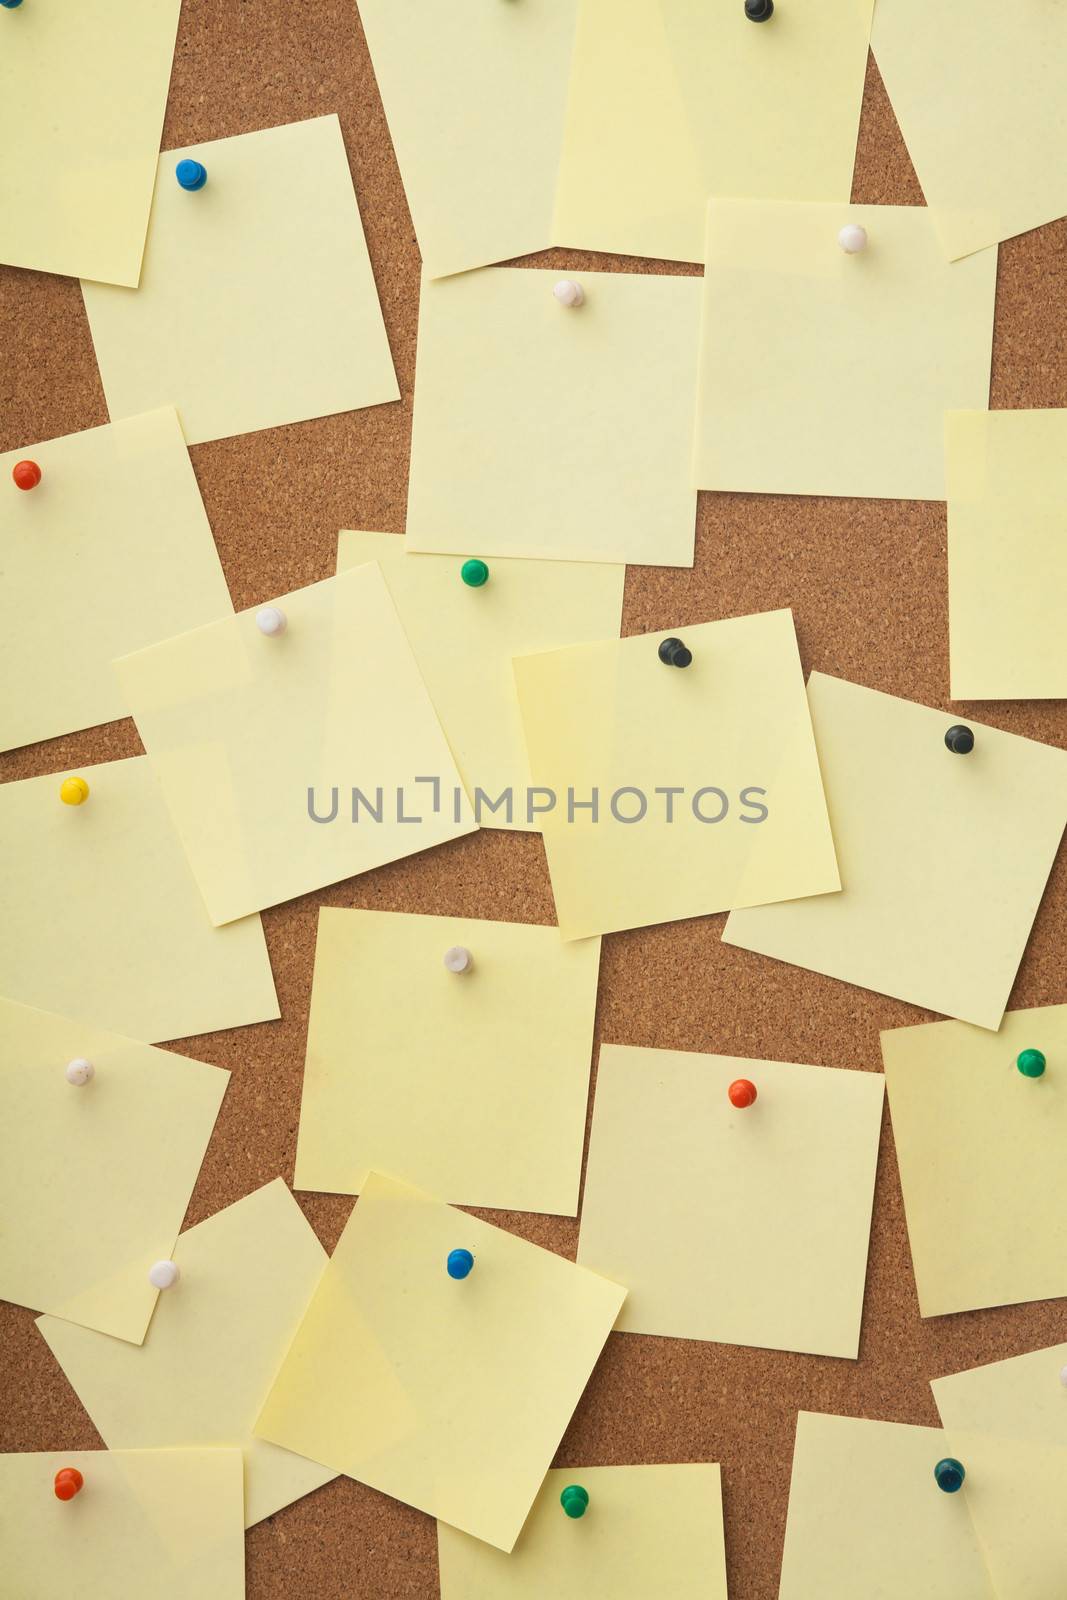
[3,7,1067,1596]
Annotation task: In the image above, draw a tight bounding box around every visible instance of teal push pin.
[460,559,489,588]
[1017,1048,1046,1079]
[560,1484,589,1519]
[0,2,25,10]
[447,1248,474,1280]
[176,159,208,192]
[934,1458,965,1493]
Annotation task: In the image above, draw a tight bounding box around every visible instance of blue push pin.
[934,1458,965,1493]
[0,2,25,10]
[447,1248,474,1280]
[176,159,208,192]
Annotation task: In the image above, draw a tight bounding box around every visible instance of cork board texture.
[3,6,1067,1597]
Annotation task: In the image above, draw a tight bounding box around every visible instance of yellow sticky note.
[0,997,226,1344]
[692,201,997,500]
[0,756,278,1043]
[934,1342,1067,1449]
[114,566,477,926]
[947,410,1067,700]
[337,532,625,830]
[0,1448,245,1598]
[0,0,179,285]
[725,674,1067,1030]
[81,116,399,445]
[0,409,231,754]
[37,1181,336,1527]
[295,908,601,1214]
[406,268,700,567]
[255,1172,626,1552]
[948,1431,1067,1600]
[779,1412,995,1599]
[438,1464,728,1600]
[872,0,1067,261]
[577,1046,883,1357]
[513,610,840,941]
[882,1006,1067,1316]
[357,0,576,279]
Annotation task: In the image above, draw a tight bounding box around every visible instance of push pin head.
[59,776,90,806]
[553,280,585,309]
[838,224,868,254]
[460,559,489,589]
[744,0,774,19]
[1059,1365,1067,1388]
[728,1078,758,1109]
[944,725,974,755]
[176,159,207,191]
[65,1057,95,1087]
[443,946,473,975]
[447,1248,474,1280]
[256,606,287,637]
[54,1467,84,1501]
[934,1458,965,1493]
[560,1484,589,1519]
[148,1260,180,1290]
[0,2,26,10]
[658,637,692,669]
[12,460,41,490]
[1016,1048,1046,1079]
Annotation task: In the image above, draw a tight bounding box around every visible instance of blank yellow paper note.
[882,1006,1067,1317]
[0,1448,244,1599]
[295,908,600,1214]
[692,201,997,500]
[114,565,477,926]
[947,410,1067,699]
[872,0,1067,261]
[255,1172,626,1552]
[0,0,179,285]
[0,997,226,1344]
[357,0,576,279]
[514,610,839,941]
[37,1181,336,1528]
[82,116,399,445]
[577,1046,883,1357]
[405,268,700,567]
[724,674,1067,1030]
[0,409,231,753]
[0,757,278,1043]
[934,1342,1067,1450]
[779,1412,995,1600]
[947,1431,1067,1600]
[438,1464,727,1600]
[337,532,624,830]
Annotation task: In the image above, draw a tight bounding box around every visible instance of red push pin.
[54,1467,84,1501]
[728,1078,758,1108]
[13,460,42,491]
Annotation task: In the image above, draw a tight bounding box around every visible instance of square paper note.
[406,268,701,566]
[255,1172,626,1552]
[883,1005,1067,1317]
[0,409,231,753]
[725,674,1067,1030]
[337,532,625,830]
[947,410,1067,699]
[933,1341,1067,1451]
[38,1181,336,1527]
[0,756,278,1042]
[577,1046,884,1357]
[0,997,226,1344]
[438,1464,728,1600]
[295,907,601,1213]
[82,116,399,444]
[692,201,997,500]
[114,565,477,925]
[514,610,840,941]
[0,0,179,284]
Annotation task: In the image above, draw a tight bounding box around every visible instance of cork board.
[3,6,1067,1596]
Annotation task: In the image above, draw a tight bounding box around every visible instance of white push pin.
[256,606,287,636]
[838,223,868,254]
[1059,1365,1067,1388]
[148,1260,180,1290]
[443,946,473,975]
[65,1057,95,1087]
[553,279,585,309]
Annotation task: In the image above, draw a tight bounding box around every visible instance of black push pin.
[745,0,774,19]
[658,637,693,669]
[944,725,975,756]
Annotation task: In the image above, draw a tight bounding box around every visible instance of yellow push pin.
[59,776,90,806]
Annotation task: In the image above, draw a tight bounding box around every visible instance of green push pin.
[461,559,489,588]
[1017,1048,1046,1079]
[934,1458,965,1493]
[560,1484,589,1519]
